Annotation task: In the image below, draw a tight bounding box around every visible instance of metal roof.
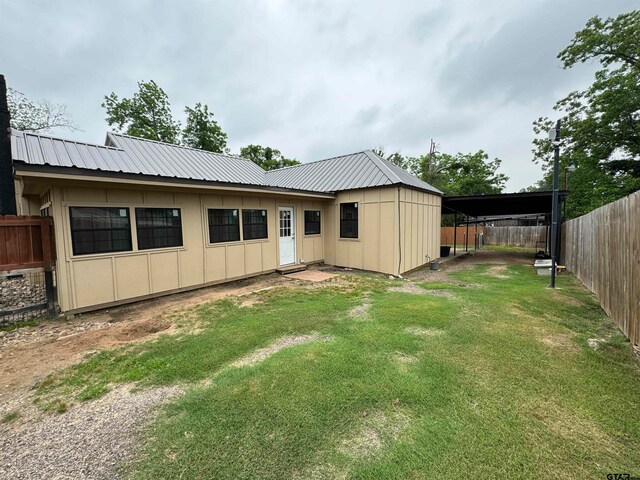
[11,130,265,186]
[11,130,442,195]
[265,150,442,194]
[442,191,568,217]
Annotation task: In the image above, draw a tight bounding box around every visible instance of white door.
[279,207,296,266]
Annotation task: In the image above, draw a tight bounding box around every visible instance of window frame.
[304,210,322,236]
[242,209,268,241]
[135,207,183,251]
[69,206,133,256]
[207,208,241,244]
[339,202,359,239]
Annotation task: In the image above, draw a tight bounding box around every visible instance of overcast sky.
[0,0,635,191]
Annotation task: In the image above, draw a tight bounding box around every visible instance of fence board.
[440,226,484,246]
[483,226,547,248]
[0,215,53,272]
[562,191,640,346]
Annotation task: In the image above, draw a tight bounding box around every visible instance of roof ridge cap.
[16,129,125,152]
[108,131,261,167]
[363,149,402,184]
[267,150,370,174]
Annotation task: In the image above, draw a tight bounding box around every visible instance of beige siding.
[398,187,441,274]
[324,187,399,275]
[49,184,326,312]
[324,186,440,275]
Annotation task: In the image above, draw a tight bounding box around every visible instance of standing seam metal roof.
[10,130,442,195]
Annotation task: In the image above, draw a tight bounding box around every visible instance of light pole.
[549,120,561,288]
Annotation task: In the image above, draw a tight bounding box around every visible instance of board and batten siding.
[324,186,441,276]
[49,184,324,312]
[398,187,441,274]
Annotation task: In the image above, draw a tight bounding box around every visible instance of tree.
[239,145,300,171]
[7,88,76,133]
[182,103,228,153]
[103,80,181,144]
[426,150,509,196]
[372,146,420,174]
[531,11,640,218]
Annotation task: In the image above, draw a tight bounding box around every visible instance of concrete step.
[276,264,307,275]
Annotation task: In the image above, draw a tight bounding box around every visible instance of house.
[9,130,442,313]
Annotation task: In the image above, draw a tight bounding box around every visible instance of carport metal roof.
[442,191,568,220]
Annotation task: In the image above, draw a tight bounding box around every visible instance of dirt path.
[406,249,532,282]
[0,273,289,411]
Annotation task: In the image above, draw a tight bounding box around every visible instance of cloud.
[0,0,635,191]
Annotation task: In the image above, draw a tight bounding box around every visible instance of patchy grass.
[2,411,20,423]
[34,264,640,478]
[0,318,40,332]
[482,244,537,253]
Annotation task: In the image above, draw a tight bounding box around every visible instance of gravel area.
[0,385,182,480]
[230,334,333,368]
[0,276,45,310]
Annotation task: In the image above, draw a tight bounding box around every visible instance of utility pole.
[549,119,561,288]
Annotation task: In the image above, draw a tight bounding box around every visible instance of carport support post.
[453,213,457,256]
[465,216,469,252]
[550,119,561,288]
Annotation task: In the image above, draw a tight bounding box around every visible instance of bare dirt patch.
[540,333,578,351]
[586,337,608,350]
[408,249,532,283]
[0,275,290,409]
[486,265,510,279]
[0,384,182,480]
[230,334,333,368]
[389,282,452,296]
[405,326,445,337]
[392,352,418,372]
[338,409,411,459]
[349,298,371,320]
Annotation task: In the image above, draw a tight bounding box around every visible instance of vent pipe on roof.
[0,74,17,215]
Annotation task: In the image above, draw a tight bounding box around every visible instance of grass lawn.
[36,263,640,479]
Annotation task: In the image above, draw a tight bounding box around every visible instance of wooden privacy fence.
[562,191,640,345]
[441,226,484,246]
[0,215,57,321]
[484,226,547,248]
[0,215,54,272]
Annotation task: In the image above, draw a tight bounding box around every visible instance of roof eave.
[13,163,337,199]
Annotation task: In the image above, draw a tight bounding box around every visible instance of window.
[135,208,183,250]
[208,209,240,243]
[304,210,321,235]
[69,207,132,255]
[340,203,358,239]
[242,209,268,240]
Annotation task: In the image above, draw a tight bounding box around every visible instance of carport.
[442,191,568,256]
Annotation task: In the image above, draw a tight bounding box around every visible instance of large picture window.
[208,209,240,243]
[340,203,358,239]
[69,207,132,256]
[242,209,268,240]
[135,208,183,250]
[304,210,321,235]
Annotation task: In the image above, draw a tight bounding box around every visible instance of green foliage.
[531,11,640,218]
[103,80,181,144]
[239,144,300,171]
[7,88,76,133]
[422,150,508,196]
[182,103,228,153]
[373,144,508,197]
